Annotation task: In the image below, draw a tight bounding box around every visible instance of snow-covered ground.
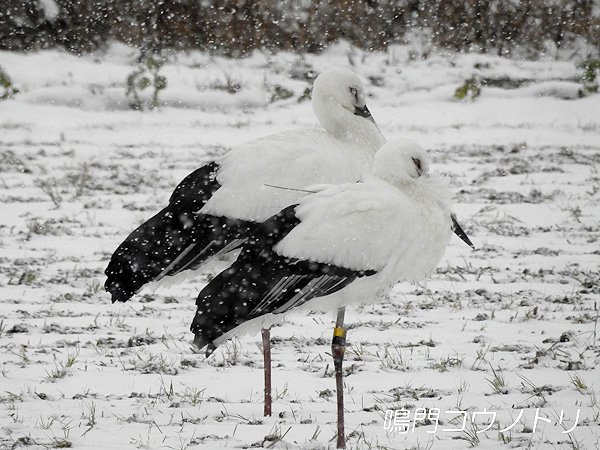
[1,43,599,449]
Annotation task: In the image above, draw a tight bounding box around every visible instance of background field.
[1,41,599,449]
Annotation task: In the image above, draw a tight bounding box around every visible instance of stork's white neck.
[314,100,385,156]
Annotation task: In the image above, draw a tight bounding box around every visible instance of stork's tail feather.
[192,334,217,357]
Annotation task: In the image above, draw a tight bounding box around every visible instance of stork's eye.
[349,87,358,101]
[412,157,422,173]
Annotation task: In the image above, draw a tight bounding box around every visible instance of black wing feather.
[191,205,376,354]
[105,162,253,303]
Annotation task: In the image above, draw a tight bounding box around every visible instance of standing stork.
[105,67,386,418]
[190,140,474,448]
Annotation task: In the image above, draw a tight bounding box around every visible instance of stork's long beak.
[451,214,475,249]
[354,105,375,123]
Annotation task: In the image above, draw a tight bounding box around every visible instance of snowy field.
[1,43,599,449]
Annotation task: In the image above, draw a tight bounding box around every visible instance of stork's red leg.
[262,328,272,417]
[332,307,346,448]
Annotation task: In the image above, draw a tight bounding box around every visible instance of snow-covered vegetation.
[1,28,599,450]
[2,0,600,59]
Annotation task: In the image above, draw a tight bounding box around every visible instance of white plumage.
[105,66,385,303]
[276,138,453,276]
[200,66,386,222]
[192,139,462,351]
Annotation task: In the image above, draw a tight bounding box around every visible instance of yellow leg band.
[333,327,346,338]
